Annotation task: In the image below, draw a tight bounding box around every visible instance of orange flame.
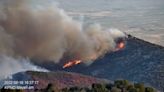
[115,42,125,51]
[63,60,82,68]
[63,42,125,68]
[118,42,125,49]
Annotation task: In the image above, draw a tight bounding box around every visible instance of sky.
[55,0,164,46]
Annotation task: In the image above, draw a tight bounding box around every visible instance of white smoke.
[0,55,48,80]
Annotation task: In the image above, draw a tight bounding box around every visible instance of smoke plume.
[0,55,48,80]
[0,0,125,64]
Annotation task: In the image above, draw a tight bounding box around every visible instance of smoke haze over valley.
[56,0,164,46]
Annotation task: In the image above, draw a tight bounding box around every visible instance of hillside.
[35,35,164,91]
[11,71,110,90]
[2,71,157,92]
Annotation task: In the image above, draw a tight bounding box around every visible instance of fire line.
[63,60,82,68]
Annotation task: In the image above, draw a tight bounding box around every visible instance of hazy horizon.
[56,0,164,46]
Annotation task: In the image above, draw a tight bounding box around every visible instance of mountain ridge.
[33,35,164,91]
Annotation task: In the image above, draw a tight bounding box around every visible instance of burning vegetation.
[63,60,82,68]
[118,42,125,49]
[0,0,126,65]
[63,39,126,68]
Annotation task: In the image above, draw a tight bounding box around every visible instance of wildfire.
[115,41,125,51]
[118,42,125,49]
[63,42,125,68]
[63,60,82,68]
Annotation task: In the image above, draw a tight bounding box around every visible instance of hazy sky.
[55,0,164,46]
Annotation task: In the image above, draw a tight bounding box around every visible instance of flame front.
[63,42,125,68]
[63,60,82,68]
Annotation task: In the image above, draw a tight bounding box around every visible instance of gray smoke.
[0,0,125,63]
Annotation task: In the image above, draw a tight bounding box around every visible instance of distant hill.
[35,35,164,91]
[11,71,110,90]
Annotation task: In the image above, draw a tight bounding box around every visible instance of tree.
[114,80,129,89]
[129,88,139,92]
[92,83,108,92]
[111,87,121,92]
[127,84,134,90]
[145,87,155,92]
[62,88,69,92]
[105,83,114,90]
[134,83,145,92]
[69,86,80,92]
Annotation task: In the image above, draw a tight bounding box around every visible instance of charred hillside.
[37,35,164,91]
